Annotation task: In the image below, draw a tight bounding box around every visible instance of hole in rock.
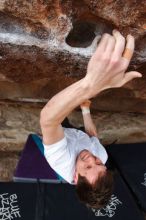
[66,21,96,48]
[66,20,114,48]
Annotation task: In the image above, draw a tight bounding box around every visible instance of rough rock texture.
[0,153,19,181]
[0,0,145,101]
[1,101,146,152]
[0,0,146,181]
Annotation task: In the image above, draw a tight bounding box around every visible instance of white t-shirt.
[43,127,108,184]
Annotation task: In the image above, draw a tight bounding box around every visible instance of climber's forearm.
[80,100,98,137]
[40,78,101,126]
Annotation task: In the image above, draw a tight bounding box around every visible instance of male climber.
[40,30,142,209]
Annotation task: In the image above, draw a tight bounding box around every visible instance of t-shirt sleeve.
[90,136,108,164]
[43,136,68,166]
[43,128,78,184]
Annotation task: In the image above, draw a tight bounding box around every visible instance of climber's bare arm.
[40,30,142,145]
[80,100,98,137]
[40,79,94,145]
[83,112,98,137]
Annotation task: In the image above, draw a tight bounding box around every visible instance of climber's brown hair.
[76,170,114,209]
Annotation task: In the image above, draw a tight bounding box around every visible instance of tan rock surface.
[0,101,146,151]
[0,153,19,181]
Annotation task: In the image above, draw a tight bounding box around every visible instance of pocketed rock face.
[0,0,146,180]
[0,0,145,101]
